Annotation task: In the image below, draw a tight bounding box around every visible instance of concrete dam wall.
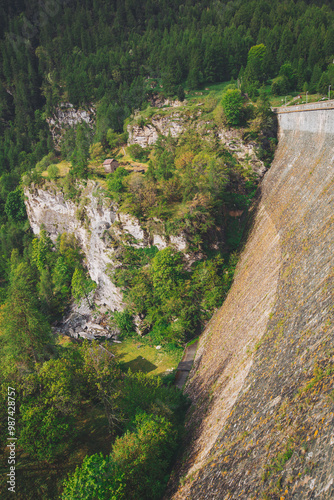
[171,103,334,499]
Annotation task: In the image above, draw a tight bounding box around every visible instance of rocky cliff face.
[24,181,187,311]
[127,108,266,177]
[127,112,188,147]
[46,102,96,149]
[169,103,334,499]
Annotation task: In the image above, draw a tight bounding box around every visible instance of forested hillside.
[1,0,334,498]
[2,0,334,254]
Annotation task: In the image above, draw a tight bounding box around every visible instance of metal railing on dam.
[272,99,334,114]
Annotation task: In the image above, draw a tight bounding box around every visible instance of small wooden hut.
[103,158,119,173]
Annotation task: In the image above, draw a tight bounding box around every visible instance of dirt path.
[175,340,198,389]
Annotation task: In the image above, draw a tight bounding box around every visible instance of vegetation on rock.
[1,0,333,498]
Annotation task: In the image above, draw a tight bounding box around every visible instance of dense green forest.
[1,0,334,498]
[2,0,334,295]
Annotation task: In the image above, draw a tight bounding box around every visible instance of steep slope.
[24,180,188,310]
[170,103,334,499]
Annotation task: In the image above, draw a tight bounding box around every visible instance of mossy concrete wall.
[170,107,334,499]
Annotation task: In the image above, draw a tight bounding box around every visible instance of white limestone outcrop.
[24,181,188,310]
[47,102,96,149]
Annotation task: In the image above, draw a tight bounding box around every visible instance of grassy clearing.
[112,338,182,376]
[259,85,326,107]
[42,160,71,178]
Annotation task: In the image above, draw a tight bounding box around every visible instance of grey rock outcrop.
[25,181,142,310]
[218,128,266,177]
[24,181,188,311]
[46,102,96,149]
[127,113,187,147]
[127,110,266,177]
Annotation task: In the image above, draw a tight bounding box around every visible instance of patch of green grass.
[187,337,199,347]
[269,90,325,108]
[112,338,182,376]
[42,160,70,178]
[203,81,233,96]
[262,441,294,481]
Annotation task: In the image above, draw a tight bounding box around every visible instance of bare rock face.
[127,113,187,147]
[25,181,123,310]
[148,95,183,108]
[127,110,266,179]
[24,181,189,310]
[46,102,96,149]
[218,128,267,177]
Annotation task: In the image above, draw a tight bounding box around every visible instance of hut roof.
[103,158,116,165]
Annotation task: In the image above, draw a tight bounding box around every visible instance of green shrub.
[89,142,104,161]
[62,412,178,500]
[35,152,57,173]
[4,188,26,222]
[271,75,289,96]
[127,144,150,162]
[107,167,129,199]
[47,164,59,180]
[110,310,136,338]
[221,89,244,126]
[106,129,126,150]
[61,173,78,200]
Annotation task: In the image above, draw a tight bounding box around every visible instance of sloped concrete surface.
[169,106,334,499]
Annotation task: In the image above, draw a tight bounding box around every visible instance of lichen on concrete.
[169,106,334,500]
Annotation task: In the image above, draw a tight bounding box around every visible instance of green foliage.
[109,412,178,499]
[107,167,130,199]
[244,44,267,89]
[113,245,236,346]
[279,63,296,90]
[61,128,77,160]
[30,230,84,317]
[55,351,187,499]
[31,229,54,273]
[222,89,244,126]
[61,123,93,179]
[47,164,59,180]
[81,341,122,434]
[120,369,188,426]
[106,129,126,150]
[61,172,78,200]
[149,135,177,181]
[0,0,333,215]
[62,453,116,500]
[4,188,26,222]
[71,268,97,309]
[89,142,104,162]
[127,144,150,162]
[35,152,57,173]
[151,248,184,300]
[111,310,136,338]
[0,261,53,371]
[176,85,185,101]
[18,357,80,462]
[62,412,178,500]
[271,76,289,96]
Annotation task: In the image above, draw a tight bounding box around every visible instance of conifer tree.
[71,267,96,309]
[0,261,53,370]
